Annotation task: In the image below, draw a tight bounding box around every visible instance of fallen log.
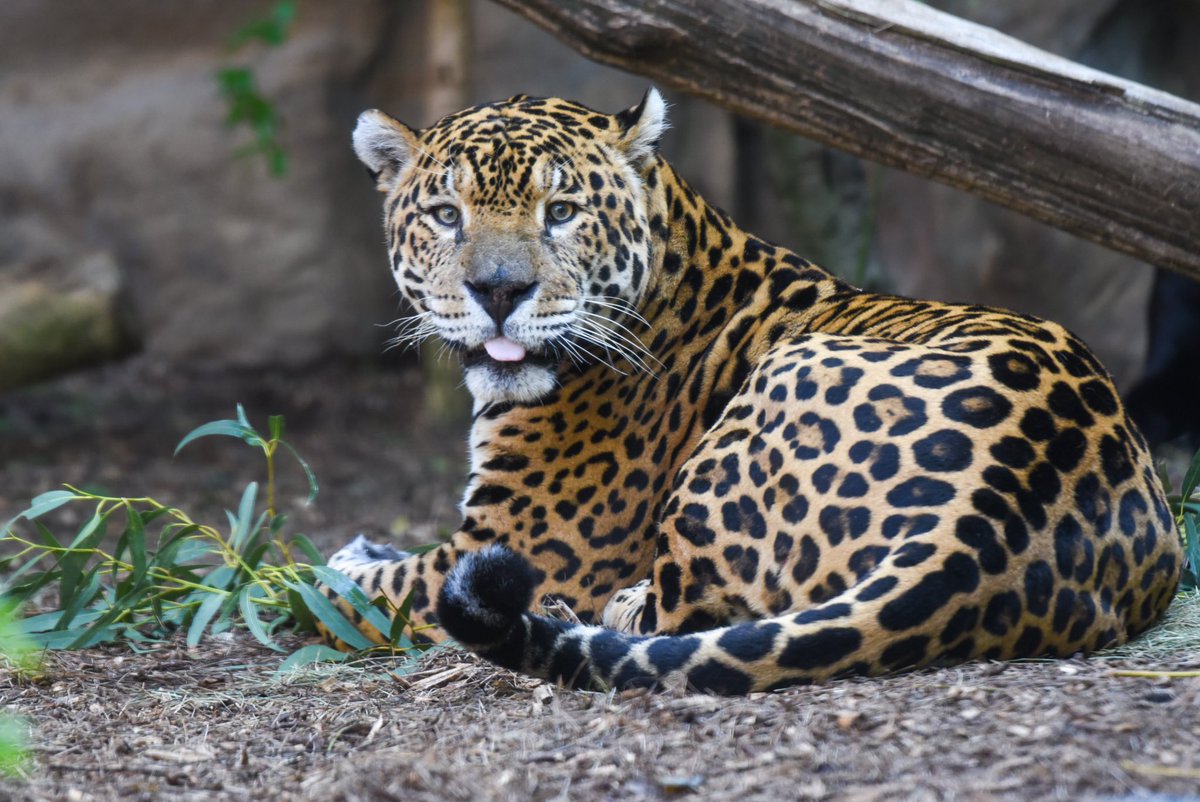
[492,0,1200,279]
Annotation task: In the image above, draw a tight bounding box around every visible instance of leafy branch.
[0,406,431,676]
[1162,448,1200,592]
[216,1,296,177]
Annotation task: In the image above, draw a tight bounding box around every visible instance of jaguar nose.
[465,278,538,329]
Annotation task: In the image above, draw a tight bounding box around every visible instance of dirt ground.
[1,359,1199,801]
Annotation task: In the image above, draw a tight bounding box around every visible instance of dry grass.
[3,362,1199,801]
[1,593,1197,802]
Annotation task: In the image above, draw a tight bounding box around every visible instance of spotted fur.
[328,90,1183,693]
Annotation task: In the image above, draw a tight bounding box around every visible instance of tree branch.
[492,0,1200,279]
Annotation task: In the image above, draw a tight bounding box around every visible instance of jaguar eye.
[547,201,576,224]
[432,205,461,227]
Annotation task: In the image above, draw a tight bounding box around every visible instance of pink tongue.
[483,336,527,362]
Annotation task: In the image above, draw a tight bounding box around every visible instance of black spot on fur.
[982,591,1022,636]
[955,515,1007,574]
[990,437,1035,469]
[646,636,700,672]
[989,351,1041,391]
[1048,382,1094,427]
[942,386,1012,429]
[777,627,863,670]
[1046,428,1087,473]
[912,429,974,472]
[878,553,980,631]
[886,477,956,508]
[687,659,753,694]
[791,536,821,584]
[1079,379,1118,416]
[892,541,936,568]
[1100,434,1135,487]
[939,605,979,646]
[1020,408,1057,442]
[881,635,931,670]
[717,622,780,661]
[856,575,898,601]
[1023,561,1055,617]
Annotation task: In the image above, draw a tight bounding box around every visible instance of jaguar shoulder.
[325,89,1182,694]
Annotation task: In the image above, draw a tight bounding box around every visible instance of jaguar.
[328,89,1182,693]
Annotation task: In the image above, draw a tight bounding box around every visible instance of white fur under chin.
[464,362,558,405]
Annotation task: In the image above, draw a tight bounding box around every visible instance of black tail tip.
[436,545,538,646]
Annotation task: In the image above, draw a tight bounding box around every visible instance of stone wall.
[1,0,1192,388]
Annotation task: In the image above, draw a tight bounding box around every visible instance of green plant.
[1162,447,1200,592]
[0,406,430,674]
[216,1,296,176]
[0,599,32,777]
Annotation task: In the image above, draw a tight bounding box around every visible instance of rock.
[0,2,402,375]
[0,252,136,390]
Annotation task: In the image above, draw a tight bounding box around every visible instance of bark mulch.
[1,360,1198,801]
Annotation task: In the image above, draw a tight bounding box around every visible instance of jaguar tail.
[437,545,876,694]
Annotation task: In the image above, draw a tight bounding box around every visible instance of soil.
[1,359,1198,801]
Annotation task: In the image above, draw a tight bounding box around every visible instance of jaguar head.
[353,90,667,405]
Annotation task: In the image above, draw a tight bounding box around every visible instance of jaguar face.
[353,90,667,405]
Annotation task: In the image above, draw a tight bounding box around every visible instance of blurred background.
[2,0,1197,551]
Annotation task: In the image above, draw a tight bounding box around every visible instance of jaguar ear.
[353,109,420,190]
[613,88,668,166]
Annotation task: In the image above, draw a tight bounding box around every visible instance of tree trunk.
[490,0,1200,280]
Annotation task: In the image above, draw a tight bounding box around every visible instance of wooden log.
[491,0,1200,279]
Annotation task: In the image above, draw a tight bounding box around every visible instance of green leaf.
[187,592,226,648]
[228,2,296,50]
[269,415,284,442]
[238,587,284,652]
[160,533,214,568]
[228,483,258,552]
[18,608,103,635]
[1181,450,1200,507]
[203,565,237,592]
[280,441,319,503]
[47,570,102,639]
[140,506,171,526]
[127,509,148,582]
[285,587,315,633]
[289,534,325,565]
[114,509,149,599]
[216,68,252,96]
[68,585,152,649]
[0,568,60,602]
[309,566,392,636]
[28,625,112,650]
[1182,512,1200,590]
[283,580,374,651]
[15,490,77,523]
[267,147,287,177]
[275,643,349,677]
[174,419,264,456]
[57,509,108,611]
[389,587,418,649]
[0,526,61,597]
[386,597,413,651]
[247,511,272,554]
[0,713,29,776]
